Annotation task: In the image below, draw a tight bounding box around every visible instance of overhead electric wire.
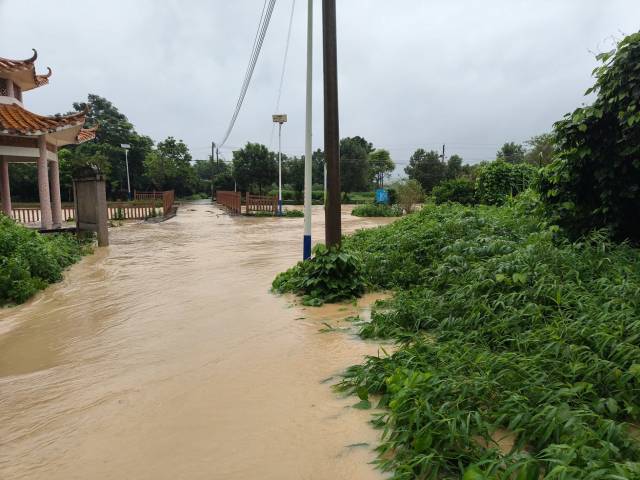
[270,0,297,149]
[219,0,277,149]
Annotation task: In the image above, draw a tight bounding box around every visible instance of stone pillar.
[49,158,62,228]
[37,136,53,229]
[0,156,11,217]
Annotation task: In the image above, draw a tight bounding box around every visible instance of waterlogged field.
[326,196,640,479]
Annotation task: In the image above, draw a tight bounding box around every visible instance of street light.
[272,114,287,216]
[120,143,131,200]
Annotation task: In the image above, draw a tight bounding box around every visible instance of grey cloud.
[1,0,639,173]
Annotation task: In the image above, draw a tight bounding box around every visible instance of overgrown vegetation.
[539,32,640,242]
[475,160,537,205]
[284,209,304,218]
[272,244,366,306]
[432,177,476,205]
[0,216,91,306]
[352,203,403,217]
[330,197,640,479]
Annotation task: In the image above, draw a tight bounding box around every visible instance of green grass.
[352,203,403,217]
[0,215,92,306]
[276,192,640,478]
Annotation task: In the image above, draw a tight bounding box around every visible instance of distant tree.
[368,149,395,188]
[496,142,525,164]
[69,94,154,197]
[283,156,305,198]
[524,133,556,166]
[232,143,277,194]
[396,179,424,213]
[155,137,197,195]
[446,154,463,179]
[404,148,447,192]
[312,149,325,186]
[340,137,370,193]
[143,151,178,191]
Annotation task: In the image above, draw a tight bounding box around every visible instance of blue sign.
[375,188,389,204]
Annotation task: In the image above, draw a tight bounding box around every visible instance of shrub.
[396,179,424,213]
[475,160,537,205]
[539,32,640,242]
[432,177,476,205]
[0,216,90,305]
[351,203,403,217]
[335,200,640,478]
[272,244,366,305]
[284,209,304,218]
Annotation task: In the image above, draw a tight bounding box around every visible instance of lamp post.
[272,114,287,216]
[120,143,131,200]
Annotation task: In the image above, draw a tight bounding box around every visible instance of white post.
[278,122,283,216]
[303,0,313,259]
[37,136,53,229]
[49,159,62,228]
[125,148,131,200]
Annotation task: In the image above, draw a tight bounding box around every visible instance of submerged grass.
[0,216,92,306]
[327,194,640,478]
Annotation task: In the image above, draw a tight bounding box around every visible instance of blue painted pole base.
[303,235,311,260]
[278,199,283,216]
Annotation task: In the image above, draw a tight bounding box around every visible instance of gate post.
[73,169,109,246]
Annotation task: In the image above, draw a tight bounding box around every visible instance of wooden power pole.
[323,0,341,247]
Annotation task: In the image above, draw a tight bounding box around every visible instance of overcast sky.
[1,0,639,174]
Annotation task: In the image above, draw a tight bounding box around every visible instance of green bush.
[0,216,91,305]
[272,244,366,306]
[284,209,304,218]
[539,32,640,242]
[351,203,403,217]
[475,160,537,205]
[432,177,476,205]
[332,199,640,478]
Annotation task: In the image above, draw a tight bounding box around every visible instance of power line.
[218,0,277,149]
[270,0,297,149]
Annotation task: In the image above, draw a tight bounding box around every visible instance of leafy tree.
[232,143,277,194]
[540,31,640,242]
[475,160,537,205]
[404,149,447,192]
[432,178,476,205]
[312,149,325,186]
[155,137,197,195]
[524,133,556,167]
[69,94,154,197]
[496,142,525,164]
[369,149,395,188]
[340,137,370,193]
[143,151,179,191]
[446,154,463,179]
[396,179,424,213]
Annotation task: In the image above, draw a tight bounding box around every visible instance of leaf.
[462,466,488,480]
[352,399,371,410]
[356,386,369,401]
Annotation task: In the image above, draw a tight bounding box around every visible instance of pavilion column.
[37,136,53,229]
[49,157,62,228]
[1,156,12,217]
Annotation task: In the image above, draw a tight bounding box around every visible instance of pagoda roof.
[0,103,96,146]
[0,49,52,91]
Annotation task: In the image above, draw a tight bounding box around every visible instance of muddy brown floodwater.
[0,203,397,480]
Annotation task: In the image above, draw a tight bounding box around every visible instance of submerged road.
[0,203,394,480]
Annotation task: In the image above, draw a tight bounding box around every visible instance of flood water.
[0,203,395,480]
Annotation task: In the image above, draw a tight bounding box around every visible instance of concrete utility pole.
[303,0,313,259]
[211,141,216,199]
[322,0,341,247]
[442,144,446,163]
[121,144,131,200]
